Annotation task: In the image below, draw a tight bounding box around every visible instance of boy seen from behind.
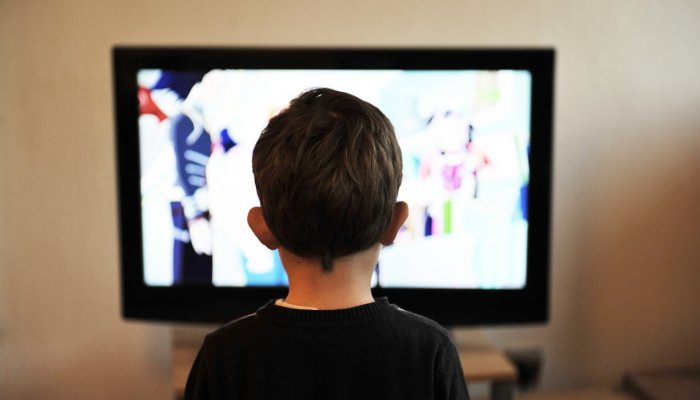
[185,88,469,399]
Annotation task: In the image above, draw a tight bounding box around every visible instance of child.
[184,88,469,399]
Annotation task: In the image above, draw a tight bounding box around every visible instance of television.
[113,47,554,326]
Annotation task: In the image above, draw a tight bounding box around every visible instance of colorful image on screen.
[136,69,531,289]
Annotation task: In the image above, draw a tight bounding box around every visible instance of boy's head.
[251,88,403,272]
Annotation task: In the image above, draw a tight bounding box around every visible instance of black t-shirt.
[185,298,469,400]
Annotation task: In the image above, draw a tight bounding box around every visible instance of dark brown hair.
[252,88,402,272]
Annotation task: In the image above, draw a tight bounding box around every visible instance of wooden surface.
[624,367,700,400]
[459,349,518,382]
[173,346,199,396]
[517,388,636,400]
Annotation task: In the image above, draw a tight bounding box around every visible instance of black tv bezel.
[113,47,554,326]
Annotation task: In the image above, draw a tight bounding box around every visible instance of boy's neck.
[279,246,379,310]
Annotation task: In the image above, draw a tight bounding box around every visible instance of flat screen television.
[113,47,554,326]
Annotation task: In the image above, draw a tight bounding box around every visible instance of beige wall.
[1,0,699,398]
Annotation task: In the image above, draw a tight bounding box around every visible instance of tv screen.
[113,47,554,326]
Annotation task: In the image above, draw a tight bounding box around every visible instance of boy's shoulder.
[200,300,275,348]
[392,304,450,332]
[387,303,455,345]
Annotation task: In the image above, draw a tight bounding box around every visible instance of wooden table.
[460,348,518,400]
[624,367,700,400]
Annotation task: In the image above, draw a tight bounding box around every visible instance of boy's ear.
[380,201,409,246]
[247,207,280,250]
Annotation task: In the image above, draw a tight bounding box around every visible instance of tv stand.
[459,348,518,400]
[454,329,518,400]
